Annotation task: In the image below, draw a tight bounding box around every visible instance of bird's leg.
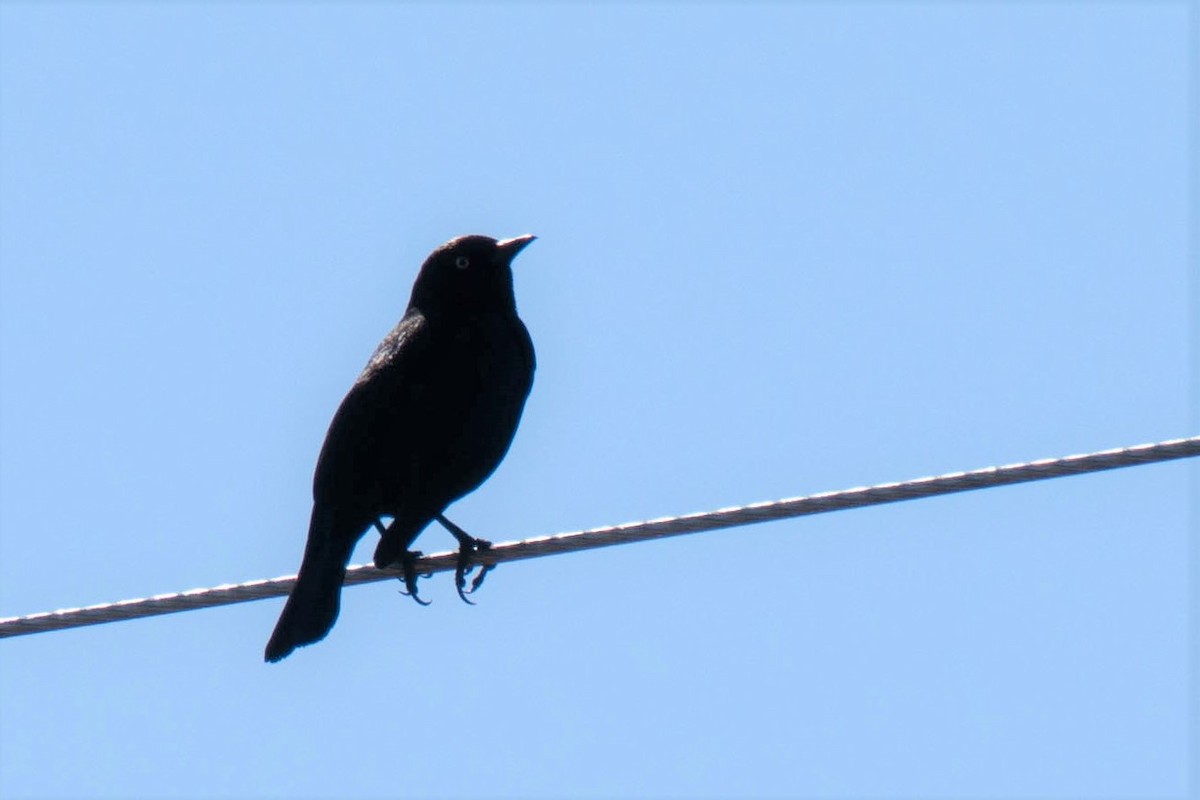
[435,514,495,604]
[375,518,431,606]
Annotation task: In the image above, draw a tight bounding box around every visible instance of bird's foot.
[454,538,494,605]
[435,514,496,605]
[397,550,431,606]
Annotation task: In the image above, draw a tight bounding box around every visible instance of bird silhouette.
[265,234,537,662]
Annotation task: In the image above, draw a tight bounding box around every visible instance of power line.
[1,435,1197,640]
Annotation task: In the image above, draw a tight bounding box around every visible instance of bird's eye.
[454,256,470,270]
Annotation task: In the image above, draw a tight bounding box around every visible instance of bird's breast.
[386,312,533,502]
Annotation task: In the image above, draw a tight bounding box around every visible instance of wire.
[1,436,1196,639]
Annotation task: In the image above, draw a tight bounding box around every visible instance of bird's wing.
[354,309,428,389]
[310,309,431,504]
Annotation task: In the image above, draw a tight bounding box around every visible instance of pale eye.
[454,255,470,270]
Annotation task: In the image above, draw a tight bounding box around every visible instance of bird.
[264,233,537,663]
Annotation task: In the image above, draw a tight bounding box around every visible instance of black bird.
[265,234,537,663]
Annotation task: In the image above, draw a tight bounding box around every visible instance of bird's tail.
[264,506,361,663]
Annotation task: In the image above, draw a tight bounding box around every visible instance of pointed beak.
[495,233,537,262]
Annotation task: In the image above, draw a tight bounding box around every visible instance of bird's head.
[408,234,536,316]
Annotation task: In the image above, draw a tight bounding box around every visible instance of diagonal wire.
[1,435,1197,639]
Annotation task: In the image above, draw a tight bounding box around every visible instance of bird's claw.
[469,561,494,594]
[435,514,498,605]
[397,550,431,606]
[455,538,494,605]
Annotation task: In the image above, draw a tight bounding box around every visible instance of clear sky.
[0,3,1193,798]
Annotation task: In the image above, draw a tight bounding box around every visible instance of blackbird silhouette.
[265,234,537,662]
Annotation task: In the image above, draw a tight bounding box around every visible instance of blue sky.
[0,3,1193,798]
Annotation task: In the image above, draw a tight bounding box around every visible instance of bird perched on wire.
[265,233,538,663]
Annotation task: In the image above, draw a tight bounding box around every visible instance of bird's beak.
[495,234,537,262]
